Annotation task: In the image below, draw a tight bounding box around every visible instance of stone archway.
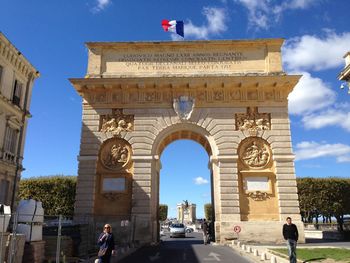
[149,123,218,242]
[70,38,305,245]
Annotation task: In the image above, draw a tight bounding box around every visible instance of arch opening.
[151,126,217,243]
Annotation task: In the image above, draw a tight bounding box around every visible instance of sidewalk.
[226,239,350,263]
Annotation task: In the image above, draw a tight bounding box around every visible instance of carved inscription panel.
[102,48,266,76]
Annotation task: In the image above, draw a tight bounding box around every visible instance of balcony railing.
[2,151,16,164]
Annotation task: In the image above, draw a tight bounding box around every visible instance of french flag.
[162,20,184,38]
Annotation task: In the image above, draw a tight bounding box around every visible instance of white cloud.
[283,31,350,71]
[235,0,317,30]
[337,156,350,163]
[92,0,111,13]
[171,7,227,40]
[194,177,209,185]
[302,105,350,132]
[294,141,350,162]
[288,72,336,115]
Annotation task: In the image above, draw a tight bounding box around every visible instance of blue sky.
[1,0,349,218]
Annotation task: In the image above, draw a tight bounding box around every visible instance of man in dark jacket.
[201,219,209,245]
[282,217,298,263]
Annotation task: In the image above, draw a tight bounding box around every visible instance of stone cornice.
[338,64,350,81]
[70,75,301,108]
[86,38,284,49]
[0,32,40,79]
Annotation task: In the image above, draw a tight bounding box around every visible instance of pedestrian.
[201,219,209,245]
[96,224,116,263]
[282,217,298,263]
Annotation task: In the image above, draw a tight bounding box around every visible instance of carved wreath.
[247,191,270,201]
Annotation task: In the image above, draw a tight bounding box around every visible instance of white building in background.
[339,52,350,93]
[0,32,39,208]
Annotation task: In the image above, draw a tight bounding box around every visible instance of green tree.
[297,177,350,230]
[204,203,212,221]
[159,204,168,221]
[18,176,76,216]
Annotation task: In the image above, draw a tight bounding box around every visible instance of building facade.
[71,39,304,244]
[0,32,39,208]
[338,52,350,93]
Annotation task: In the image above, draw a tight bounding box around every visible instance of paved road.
[119,232,253,263]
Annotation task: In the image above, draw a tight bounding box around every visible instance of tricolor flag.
[162,20,184,38]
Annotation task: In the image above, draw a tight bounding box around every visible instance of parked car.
[169,223,186,238]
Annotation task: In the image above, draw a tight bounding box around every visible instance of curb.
[227,240,290,263]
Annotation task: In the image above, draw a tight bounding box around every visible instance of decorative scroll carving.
[239,138,271,169]
[100,109,134,137]
[235,107,271,136]
[102,193,122,201]
[247,191,270,201]
[100,138,132,171]
[173,96,195,120]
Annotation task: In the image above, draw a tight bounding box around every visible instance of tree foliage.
[18,176,76,216]
[159,204,168,221]
[297,178,350,231]
[204,203,213,221]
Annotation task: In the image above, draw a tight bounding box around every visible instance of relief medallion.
[239,138,271,169]
[99,138,132,171]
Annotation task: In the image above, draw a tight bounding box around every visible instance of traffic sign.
[233,225,241,233]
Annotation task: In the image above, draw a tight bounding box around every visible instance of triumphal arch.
[70,39,305,244]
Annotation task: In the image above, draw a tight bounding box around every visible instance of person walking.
[282,217,299,263]
[201,219,209,245]
[97,224,116,263]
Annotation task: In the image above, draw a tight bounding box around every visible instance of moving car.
[169,223,186,238]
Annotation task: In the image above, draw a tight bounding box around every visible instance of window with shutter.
[12,79,22,107]
[3,126,18,162]
[0,65,3,89]
[0,179,10,204]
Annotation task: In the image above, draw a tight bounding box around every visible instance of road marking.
[149,252,160,262]
[204,252,221,261]
[183,251,187,260]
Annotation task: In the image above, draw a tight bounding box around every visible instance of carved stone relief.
[239,138,271,169]
[247,191,270,201]
[173,96,195,120]
[102,192,123,201]
[99,138,132,171]
[100,109,134,137]
[235,107,271,136]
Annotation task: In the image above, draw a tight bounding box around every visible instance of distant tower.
[177,201,196,224]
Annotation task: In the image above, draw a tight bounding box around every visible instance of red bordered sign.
[234,225,241,233]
